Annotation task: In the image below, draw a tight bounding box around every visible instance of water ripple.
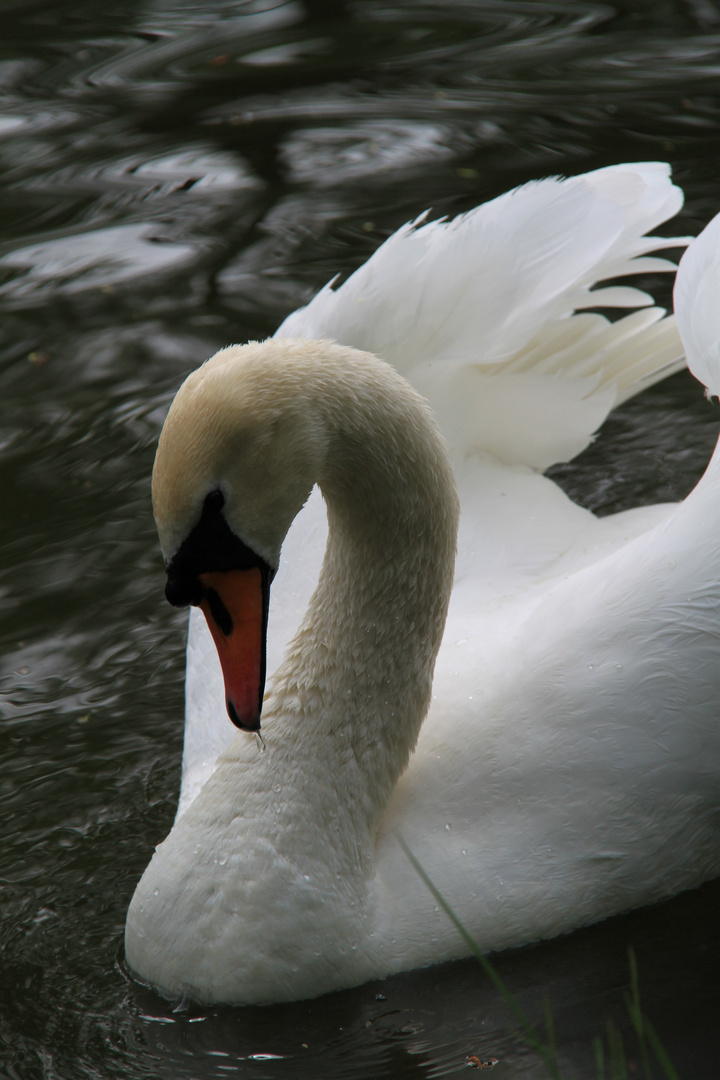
[2,1,720,1078]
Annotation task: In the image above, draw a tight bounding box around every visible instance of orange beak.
[197,567,268,731]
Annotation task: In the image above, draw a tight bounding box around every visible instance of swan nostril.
[205,586,233,636]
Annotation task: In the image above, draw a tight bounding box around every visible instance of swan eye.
[163,486,274,620]
[203,488,225,515]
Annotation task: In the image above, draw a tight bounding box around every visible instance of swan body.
[126,163,720,1004]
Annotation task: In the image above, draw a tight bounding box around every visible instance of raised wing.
[278,162,689,469]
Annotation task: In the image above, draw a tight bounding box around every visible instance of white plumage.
[126,162,720,1004]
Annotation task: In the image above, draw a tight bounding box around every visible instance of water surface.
[2,2,720,1077]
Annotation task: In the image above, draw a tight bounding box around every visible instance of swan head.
[152,340,326,731]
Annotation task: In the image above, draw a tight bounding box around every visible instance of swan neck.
[264,344,459,832]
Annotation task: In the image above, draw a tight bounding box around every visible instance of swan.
[125,162,720,1005]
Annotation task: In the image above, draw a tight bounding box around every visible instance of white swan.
[125,163,720,1005]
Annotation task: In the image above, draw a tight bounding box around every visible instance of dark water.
[2,2,720,1077]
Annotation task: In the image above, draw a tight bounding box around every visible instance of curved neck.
[262,347,459,837]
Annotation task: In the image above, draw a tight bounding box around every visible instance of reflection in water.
[131,149,260,190]
[280,120,456,184]
[1,1,720,1078]
[0,224,197,301]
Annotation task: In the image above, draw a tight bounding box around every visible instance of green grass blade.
[397,835,682,1080]
[544,994,557,1062]
[625,948,652,1079]
[397,834,562,1080]
[607,1018,628,1080]
[642,1017,682,1080]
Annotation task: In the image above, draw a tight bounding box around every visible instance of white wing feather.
[675,208,720,399]
[278,162,689,469]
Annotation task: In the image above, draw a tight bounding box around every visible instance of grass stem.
[397,834,683,1080]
